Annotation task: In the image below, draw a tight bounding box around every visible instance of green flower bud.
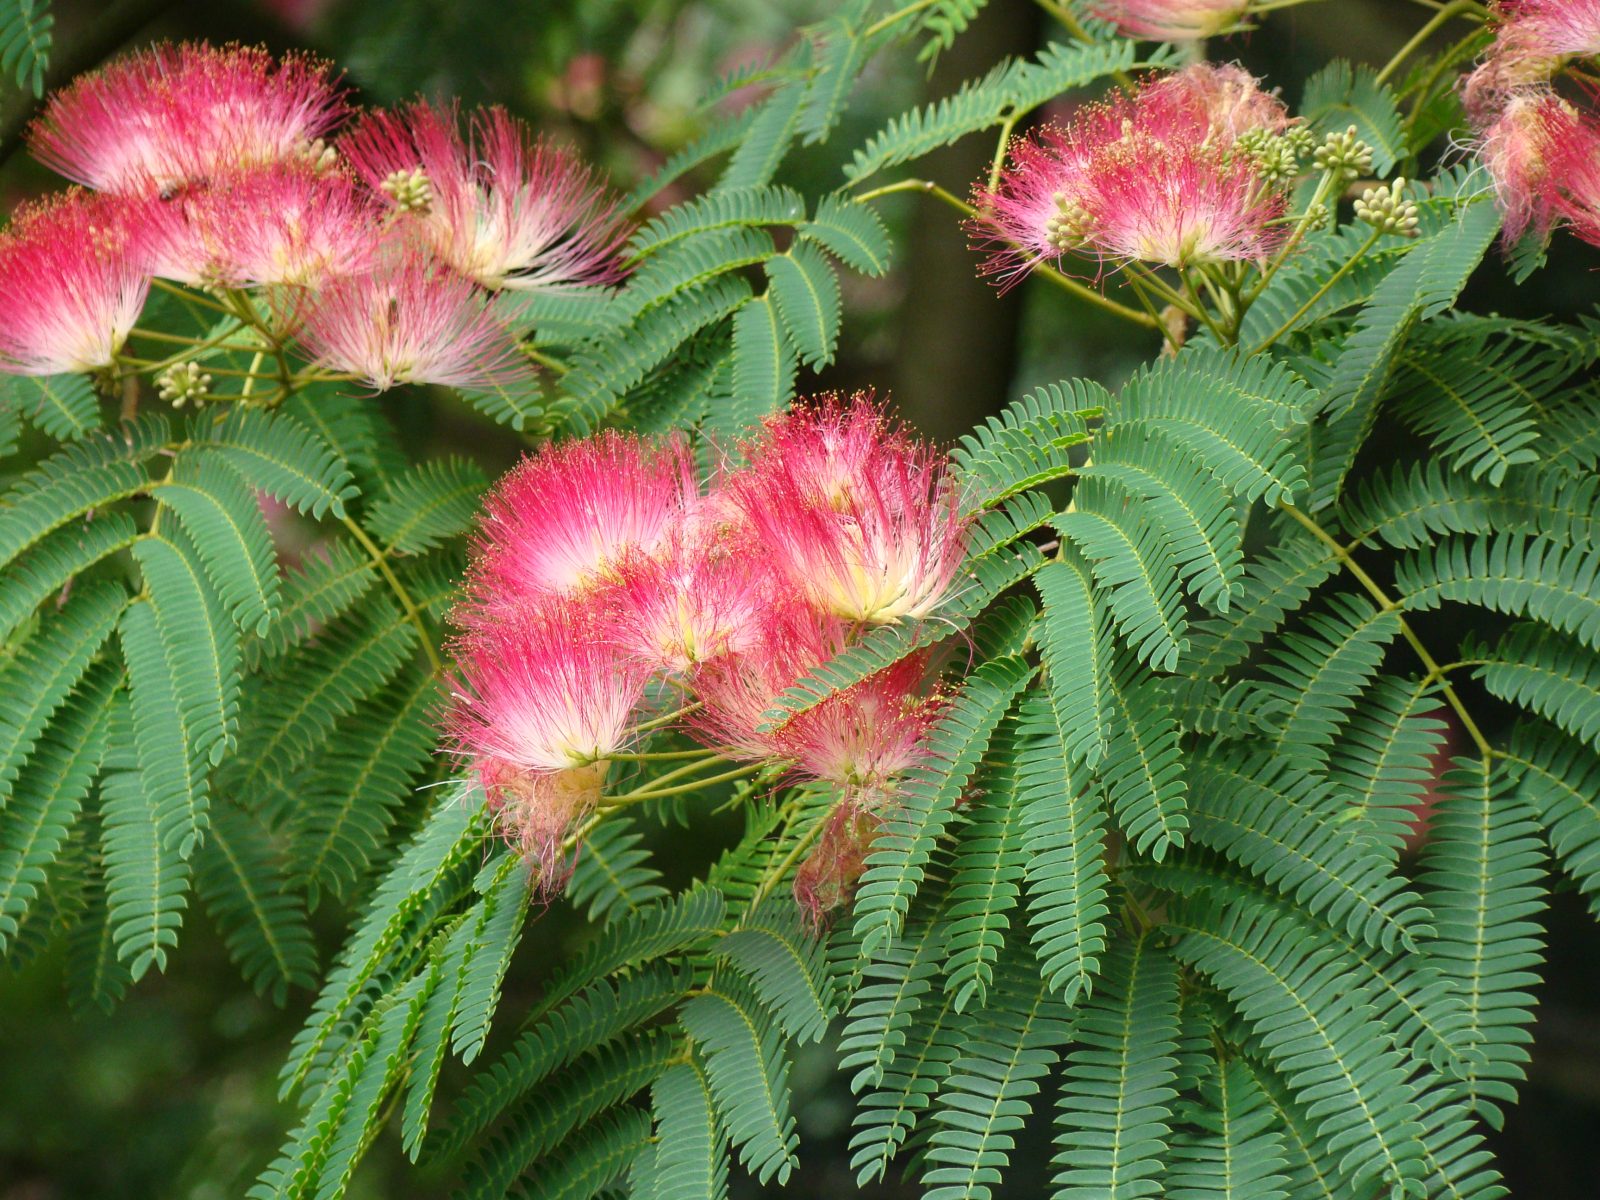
[1354,176,1420,236]
[157,361,213,407]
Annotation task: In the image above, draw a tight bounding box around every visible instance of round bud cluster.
[1354,176,1421,237]
[380,167,433,214]
[156,360,212,406]
[1044,191,1093,253]
[1313,125,1375,181]
[1237,128,1299,185]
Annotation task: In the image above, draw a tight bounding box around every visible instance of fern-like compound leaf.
[1050,932,1181,1200]
[1418,758,1546,1127]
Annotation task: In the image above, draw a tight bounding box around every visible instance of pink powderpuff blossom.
[297,248,531,391]
[688,608,845,763]
[1551,111,1600,245]
[1084,140,1286,268]
[459,431,698,625]
[974,71,1288,283]
[1144,63,1292,144]
[0,189,159,375]
[1091,0,1249,40]
[728,396,971,626]
[1477,90,1581,241]
[447,602,649,775]
[152,162,381,288]
[1498,0,1600,64]
[606,526,776,675]
[775,652,944,797]
[340,100,628,291]
[28,42,347,194]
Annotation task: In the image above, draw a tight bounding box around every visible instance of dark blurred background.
[1,1,1597,1196]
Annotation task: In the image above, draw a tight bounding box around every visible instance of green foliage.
[1300,61,1405,176]
[5,9,1599,1200]
[0,0,51,96]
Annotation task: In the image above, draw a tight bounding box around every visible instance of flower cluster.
[1466,2,1600,246]
[0,41,626,388]
[445,395,971,919]
[971,63,1295,287]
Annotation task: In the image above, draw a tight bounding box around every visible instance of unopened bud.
[1283,124,1317,156]
[299,137,339,172]
[156,361,212,407]
[1044,192,1093,253]
[381,167,433,214]
[1313,124,1375,181]
[1354,176,1420,236]
[1238,129,1299,184]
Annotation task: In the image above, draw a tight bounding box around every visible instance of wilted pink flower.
[459,431,697,626]
[297,249,530,391]
[29,42,347,194]
[776,652,943,795]
[606,526,775,675]
[1091,0,1248,39]
[792,799,880,926]
[447,602,648,775]
[340,100,627,291]
[474,755,609,885]
[728,396,970,625]
[1477,90,1580,240]
[153,162,380,288]
[974,72,1289,281]
[0,190,157,375]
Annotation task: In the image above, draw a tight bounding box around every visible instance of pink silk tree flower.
[1084,140,1287,268]
[775,652,944,798]
[1477,90,1582,241]
[152,162,381,289]
[339,100,628,291]
[728,396,971,626]
[1551,112,1600,245]
[792,799,882,926]
[974,70,1289,283]
[297,248,531,391]
[687,608,846,763]
[0,189,159,376]
[458,431,698,626]
[605,526,777,676]
[447,602,649,775]
[1091,0,1249,39]
[448,603,648,885]
[28,42,347,195]
[1497,0,1600,64]
[474,755,610,886]
[1143,62,1293,144]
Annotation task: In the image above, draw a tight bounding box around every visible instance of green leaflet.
[921,955,1074,1200]
[0,659,115,956]
[1300,61,1405,176]
[153,451,280,635]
